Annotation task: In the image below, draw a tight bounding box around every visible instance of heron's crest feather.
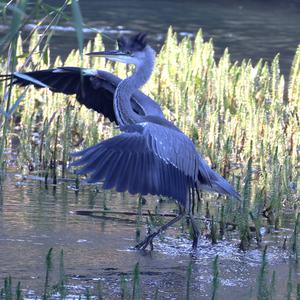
[117,33,148,52]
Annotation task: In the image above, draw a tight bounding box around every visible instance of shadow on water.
[0,174,299,299]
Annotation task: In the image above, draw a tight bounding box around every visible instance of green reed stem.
[186,260,193,300]
[257,246,269,300]
[211,255,219,300]
[132,262,140,300]
[43,248,53,300]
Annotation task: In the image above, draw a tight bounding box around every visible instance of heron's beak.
[86,50,133,64]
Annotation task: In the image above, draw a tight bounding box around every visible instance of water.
[38,0,300,76]
[0,174,299,299]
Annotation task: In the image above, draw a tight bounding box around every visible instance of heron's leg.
[134,209,185,250]
[188,188,200,249]
[190,214,200,249]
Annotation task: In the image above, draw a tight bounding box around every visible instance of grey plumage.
[71,123,195,205]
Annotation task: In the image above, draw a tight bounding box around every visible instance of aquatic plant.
[186,260,193,300]
[43,248,53,300]
[287,260,293,300]
[211,255,219,300]
[0,0,71,172]
[0,276,23,300]
[95,282,104,300]
[120,274,129,300]
[238,154,252,250]
[56,250,67,299]
[211,215,218,245]
[270,271,276,300]
[135,195,143,242]
[297,283,300,300]
[257,246,269,300]
[291,212,300,263]
[132,262,141,300]
[219,205,225,240]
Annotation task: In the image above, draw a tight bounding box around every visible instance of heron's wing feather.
[71,127,192,205]
[140,122,199,180]
[0,68,164,123]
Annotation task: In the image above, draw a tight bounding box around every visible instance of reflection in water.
[0,175,299,299]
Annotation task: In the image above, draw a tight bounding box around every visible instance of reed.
[57,249,66,299]
[0,0,71,174]
[15,282,21,300]
[85,288,91,300]
[43,248,53,300]
[132,262,141,300]
[96,281,104,300]
[291,212,300,263]
[238,154,252,250]
[153,287,159,300]
[219,205,225,240]
[211,215,218,245]
[0,276,12,300]
[0,276,23,300]
[135,195,143,242]
[287,260,293,300]
[211,255,219,300]
[257,246,269,300]
[186,260,193,300]
[120,274,129,300]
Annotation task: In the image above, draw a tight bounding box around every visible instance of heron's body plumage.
[72,121,198,205]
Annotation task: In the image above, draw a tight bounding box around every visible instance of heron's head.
[86,33,150,66]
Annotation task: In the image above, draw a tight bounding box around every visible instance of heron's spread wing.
[140,122,199,180]
[0,67,163,123]
[71,122,199,204]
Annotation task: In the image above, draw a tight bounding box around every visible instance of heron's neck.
[114,46,156,127]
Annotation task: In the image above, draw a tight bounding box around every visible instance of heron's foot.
[134,212,185,251]
[134,231,158,250]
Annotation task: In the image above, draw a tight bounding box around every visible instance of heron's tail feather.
[198,156,240,200]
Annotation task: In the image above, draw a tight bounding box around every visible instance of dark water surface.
[0,175,299,299]
[41,0,300,76]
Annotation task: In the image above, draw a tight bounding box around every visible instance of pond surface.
[42,0,300,76]
[0,174,299,299]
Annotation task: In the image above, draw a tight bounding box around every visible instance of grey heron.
[0,33,240,250]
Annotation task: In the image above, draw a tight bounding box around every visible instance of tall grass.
[257,246,269,300]
[211,255,219,300]
[0,0,72,174]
